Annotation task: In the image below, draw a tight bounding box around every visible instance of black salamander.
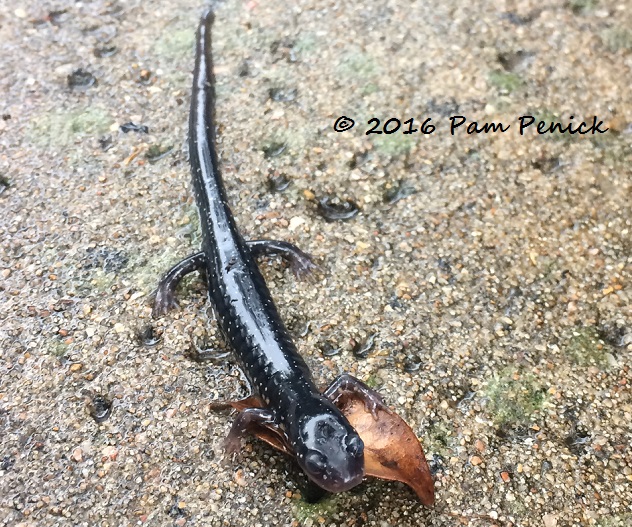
[153,11,382,493]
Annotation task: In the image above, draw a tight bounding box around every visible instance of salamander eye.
[304,451,327,475]
[345,434,364,458]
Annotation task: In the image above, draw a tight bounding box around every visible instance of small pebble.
[102,446,118,461]
[288,216,306,231]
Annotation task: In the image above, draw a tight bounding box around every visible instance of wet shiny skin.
[290,397,365,492]
[188,12,365,491]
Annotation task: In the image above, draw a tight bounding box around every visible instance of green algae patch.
[154,28,196,62]
[361,82,379,96]
[483,369,546,427]
[47,339,69,357]
[28,107,112,148]
[87,269,117,294]
[364,374,380,389]
[595,137,632,165]
[564,326,613,368]
[337,50,380,83]
[568,0,598,14]
[601,28,632,53]
[128,249,182,294]
[597,513,632,527]
[183,203,202,244]
[372,133,413,158]
[291,494,341,526]
[531,109,560,127]
[425,420,453,457]
[505,496,528,518]
[488,71,524,94]
[126,206,198,296]
[294,33,318,55]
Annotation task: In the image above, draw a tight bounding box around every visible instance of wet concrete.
[1,0,631,526]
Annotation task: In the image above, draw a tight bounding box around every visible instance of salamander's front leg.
[224,408,282,456]
[247,239,319,279]
[153,252,207,317]
[322,373,389,419]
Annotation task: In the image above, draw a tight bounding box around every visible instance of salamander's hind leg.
[322,373,390,419]
[152,252,207,317]
[247,239,319,279]
[224,408,281,456]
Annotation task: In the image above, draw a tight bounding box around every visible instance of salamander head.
[290,398,365,493]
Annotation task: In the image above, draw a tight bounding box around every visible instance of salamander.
[153,10,382,493]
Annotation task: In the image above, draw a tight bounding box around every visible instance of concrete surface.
[0,0,631,525]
